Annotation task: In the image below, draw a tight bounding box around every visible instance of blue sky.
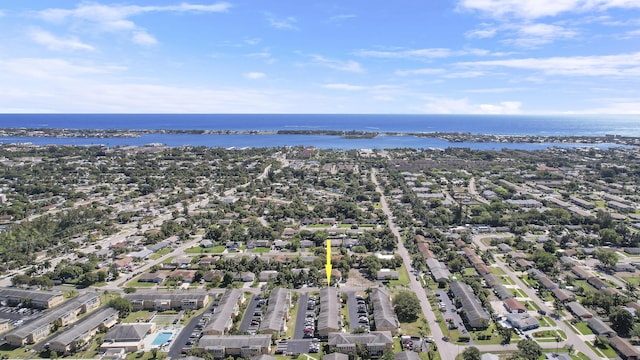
[1,1,640,114]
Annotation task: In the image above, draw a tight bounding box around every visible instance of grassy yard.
[185,245,226,254]
[512,288,528,297]
[500,276,516,285]
[399,314,429,337]
[588,342,618,358]
[149,247,172,260]
[471,325,503,345]
[623,276,640,285]
[569,321,591,335]
[463,267,478,277]
[389,263,411,287]
[490,267,506,275]
[285,297,300,339]
[122,310,153,323]
[251,247,271,253]
[519,275,534,287]
[525,301,540,311]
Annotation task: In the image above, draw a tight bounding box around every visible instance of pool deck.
[143,326,184,351]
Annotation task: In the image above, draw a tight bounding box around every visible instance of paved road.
[293,293,309,339]
[371,168,457,360]
[468,177,490,205]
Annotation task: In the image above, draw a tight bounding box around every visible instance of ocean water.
[0,114,637,150]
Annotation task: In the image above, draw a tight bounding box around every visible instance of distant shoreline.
[0,127,638,146]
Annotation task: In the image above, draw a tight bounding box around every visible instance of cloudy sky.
[1,1,640,114]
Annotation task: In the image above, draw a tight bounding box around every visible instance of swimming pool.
[151,331,173,346]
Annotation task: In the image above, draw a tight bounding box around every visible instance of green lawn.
[623,276,640,285]
[251,247,271,253]
[501,276,516,285]
[513,288,528,297]
[149,248,172,260]
[285,297,300,338]
[526,301,540,310]
[399,314,429,337]
[184,245,226,254]
[122,310,153,323]
[389,263,411,287]
[463,267,477,276]
[575,321,593,335]
[490,267,506,275]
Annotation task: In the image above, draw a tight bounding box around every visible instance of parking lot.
[293,293,318,339]
[345,291,369,333]
[239,295,263,334]
[434,290,466,333]
[0,306,43,325]
[275,339,320,355]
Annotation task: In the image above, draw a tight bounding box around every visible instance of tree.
[594,248,619,269]
[393,291,420,322]
[610,307,634,337]
[462,346,481,360]
[108,297,133,318]
[517,338,542,360]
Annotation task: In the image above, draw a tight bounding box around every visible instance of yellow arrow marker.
[325,239,332,286]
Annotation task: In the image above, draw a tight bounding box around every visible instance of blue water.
[151,331,172,346]
[1,114,638,136]
[0,114,637,150]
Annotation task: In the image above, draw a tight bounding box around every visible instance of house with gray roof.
[101,323,156,352]
[327,331,393,356]
[426,258,450,282]
[48,307,119,355]
[505,313,539,331]
[204,289,244,335]
[318,287,340,337]
[198,334,271,358]
[259,288,290,335]
[587,317,616,337]
[449,280,490,329]
[493,284,514,300]
[370,288,399,334]
[567,301,592,320]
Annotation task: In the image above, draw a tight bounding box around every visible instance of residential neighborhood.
[1,143,640,360]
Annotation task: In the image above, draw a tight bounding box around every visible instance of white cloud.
[459,52,640,76]
[0,58,125,81]
[395,68,445,76]
[458,0,640,19]
[0,10,5,17]
[418,97,522,114]
[308,55,364,73]
[564,99,640,114]
[356,48,455,59]
[466,27,497,38]
[29,28,95,51]
[322,83,365,91]
[267,15,299,30]
[464,87,527,93]
[355,47,503,60]
[328,14,356,24]
[443,71,485,78]
[39,2,231,44]
[506,23,577,47]
[244,72,266,79]
[132,31,158,46]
